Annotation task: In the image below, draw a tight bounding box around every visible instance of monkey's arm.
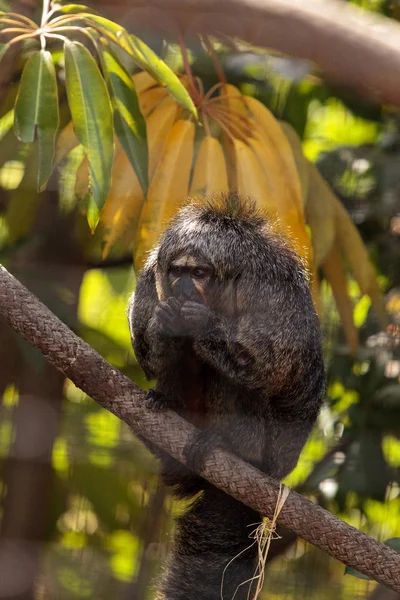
[128,264,184,380]
[188,301,321,400]
[187,307,272,390]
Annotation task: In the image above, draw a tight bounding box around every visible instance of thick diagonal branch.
[0,263,399,591]
[94,0,400,107]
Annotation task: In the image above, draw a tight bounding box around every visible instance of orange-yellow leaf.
[132,70,158,94]
[245,97,302,212]
[101,147,145,258]
[139,86,168,118]
[147,96,178,180]
[190,135,228,198]
[75,155,89,200]
[134,119,195,270]
[280,121,309,205]
[233,137,277,215]
[305,160,336,267]
[55,121,79,165]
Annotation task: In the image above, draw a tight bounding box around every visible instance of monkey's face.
[167,255,213,305]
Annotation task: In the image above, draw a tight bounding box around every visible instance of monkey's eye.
[193,267,208,279]
[170,266,183,277]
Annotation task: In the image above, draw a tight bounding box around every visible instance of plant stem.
[177,31,200,105]
[41,0,51,26]
[202,35,226,83]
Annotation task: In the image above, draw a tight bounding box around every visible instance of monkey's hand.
[181,301,211,337]
[155,297,184,336]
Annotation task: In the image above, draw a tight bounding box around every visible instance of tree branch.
[0,263,399,591]
[95,0,400,107]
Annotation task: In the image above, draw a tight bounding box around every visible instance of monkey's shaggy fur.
[128,192,325,600]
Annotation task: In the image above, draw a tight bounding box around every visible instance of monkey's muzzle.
[173,275,205,304]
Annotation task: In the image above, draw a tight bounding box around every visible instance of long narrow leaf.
[122,33,197,119]
[64,40,114,230]
[47,4,97,20]
[14,50,60,190]
[14,51,40,143]
[81,14,197,118]
[80,14,122,43]
[101,47,148,193]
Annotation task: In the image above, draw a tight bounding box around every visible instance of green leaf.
[344,565,373,581]
[82,15,197,117]
[81,14,123,43]
[384,538,400,551]
[48,4,97,19]
[14,52,39,143]
[122,32,197,119]
[14,50,60,190]
[101,47,148,193]
[64,40,114,230]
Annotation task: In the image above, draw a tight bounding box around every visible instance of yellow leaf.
[139,86,168,118]
[245,97,302,212]
[134,119,195,269]
[132,70,158,94]
[55,121,79,165]
[280,121,309,205]
[101,147,145,258]
[147,96,178,180]
[233,137,277,215]
[305,160,336,267]
[75,156,89,200]
[190,135,228,198]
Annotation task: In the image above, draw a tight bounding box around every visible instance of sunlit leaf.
[79,15,196,117]
[14,50,60,190]
[101,145,145,258]
[64,40,113,230]
[74,155,89,200]
[14,52,40,143]
[80,13,122,43]
[55,121,80,166]
[47,3,97,19]
[101,48,148,193]
[120,32,197,118]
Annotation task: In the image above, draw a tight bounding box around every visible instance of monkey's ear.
[155,268,167,301]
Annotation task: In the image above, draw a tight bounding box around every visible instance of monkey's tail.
[160,484,261,600]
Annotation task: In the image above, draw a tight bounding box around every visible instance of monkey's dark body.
[128,195,325,600]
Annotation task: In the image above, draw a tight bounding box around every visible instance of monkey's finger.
[166,297,182,312]
[181,303,210,322]
[156,304,178,321]
[158,301,181,318]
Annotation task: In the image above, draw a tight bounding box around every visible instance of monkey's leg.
[159,486,260,600]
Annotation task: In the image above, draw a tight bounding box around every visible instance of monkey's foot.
[183,430,227,474]
[145,389,169,410]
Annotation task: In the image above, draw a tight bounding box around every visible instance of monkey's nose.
[175,277,203,303]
